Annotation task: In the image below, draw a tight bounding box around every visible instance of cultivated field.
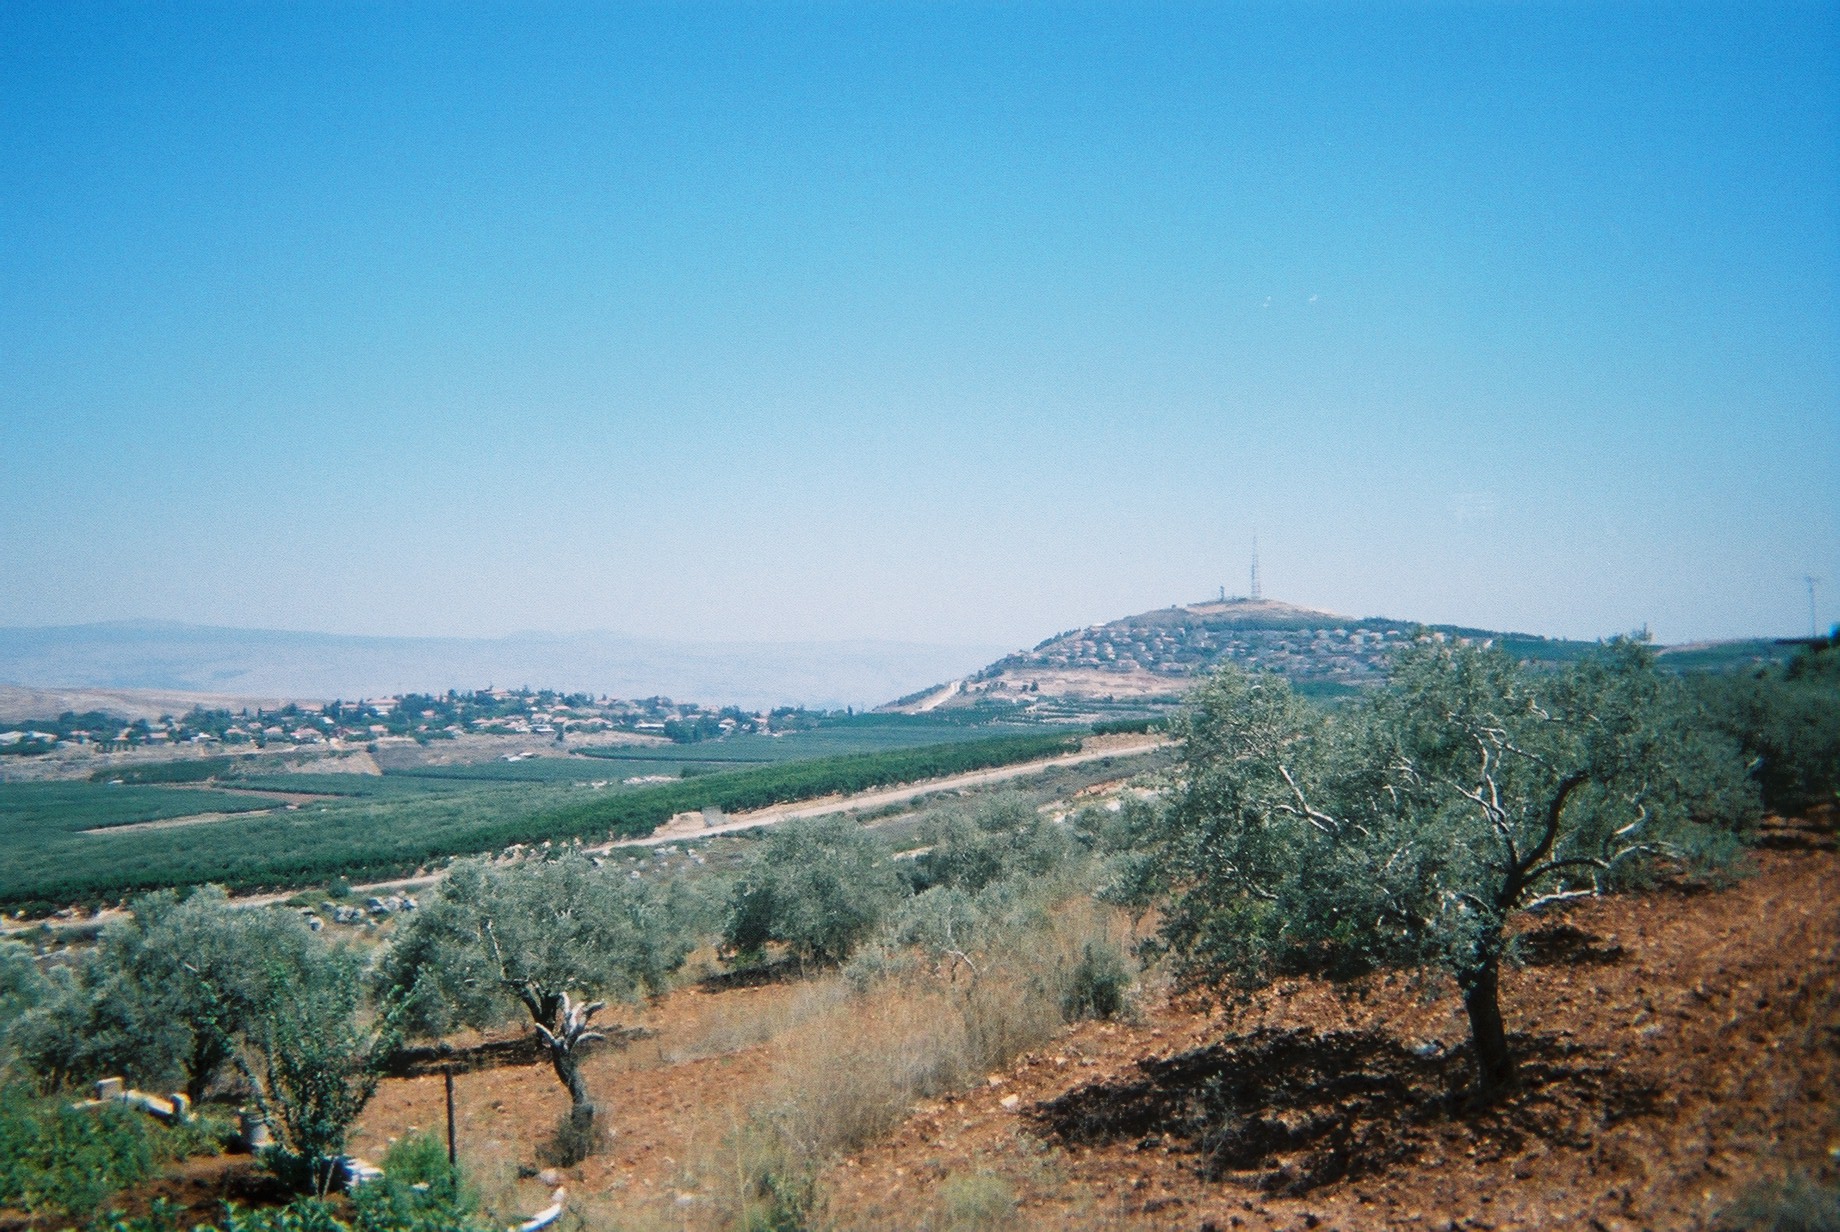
[0,719,1086,912]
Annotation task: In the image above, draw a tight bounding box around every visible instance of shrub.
[912,795,1077,895]
[352,1129,483,1231]
[1692,638,1840,814]
[537,1103,605,1167]
[377,1128,451,1186]
[0,1086,160,1216]
[724,818,905,967]
[1062,937,1131,1021]
[1091,717,1160,736]
[93,1189,497,1231]
[0,939,44,1076]
[237,944,403,1196]
[10,889,321,1103]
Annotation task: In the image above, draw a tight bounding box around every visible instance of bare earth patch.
[61,817,1833,1230]
[821,818,1838,1231]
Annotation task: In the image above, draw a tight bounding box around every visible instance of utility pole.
[1808,576,1823,639]
[1250,534,1262,602]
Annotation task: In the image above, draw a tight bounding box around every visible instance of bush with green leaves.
[1691,631,1840,815]
[379,851,692,1137]
[724,817,906,967]
[89,1184,497,1232]
[11,888,320,1102]
[340,1130,484,1232]
[0,939,45,1076]
[1131,638,1755,1097]
[233,942,404,1197]
[0,1085,162,1217]
[910,795,1077,894]
[1061,937,1131,1021]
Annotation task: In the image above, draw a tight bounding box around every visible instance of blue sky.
[2,2,1835,649]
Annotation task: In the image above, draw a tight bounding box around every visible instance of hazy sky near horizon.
[3,2,1835,650]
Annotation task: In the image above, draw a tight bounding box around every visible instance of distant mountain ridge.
[880,597,1794,719]
[0,622,1007,713]
[0,608,1795,725]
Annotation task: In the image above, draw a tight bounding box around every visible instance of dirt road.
[618,733,1168,847]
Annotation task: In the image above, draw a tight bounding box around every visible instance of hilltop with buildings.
[881,596,1795,721]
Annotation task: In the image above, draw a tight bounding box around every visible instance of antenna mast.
[1249,535,1262,602]
[1808,575,1823,639]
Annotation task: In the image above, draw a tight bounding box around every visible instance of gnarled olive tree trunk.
[528,989,605,1116]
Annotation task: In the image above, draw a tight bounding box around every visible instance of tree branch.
[1277,765,1339,836]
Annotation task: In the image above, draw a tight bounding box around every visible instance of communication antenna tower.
[1808,576,1823,639]
[1249,535,1262,602]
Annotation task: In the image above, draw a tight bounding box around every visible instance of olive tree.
[1135,638,1754,1098]
[723,816,905,967]
[912,795,1077,894]
[379,853,691,1138]
[11,888,320,1101]
[0,940,44,1078]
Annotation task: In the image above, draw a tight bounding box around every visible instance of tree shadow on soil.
[1031,1028,1665,1197]
[1749,811,1837,854]
[697,956,804,991]
[385,1025,654,1078]
[1517,924,1627,968]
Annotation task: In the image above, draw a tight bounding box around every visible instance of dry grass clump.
[657,978,854,1066]
[596,898,1136,1230]
[934,1170,1020,1231]
[753,898,1134,1166]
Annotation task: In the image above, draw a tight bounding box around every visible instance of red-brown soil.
[821,817,1838,1230]
[28,816,1834,1230]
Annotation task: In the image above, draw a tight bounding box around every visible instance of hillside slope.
[819,817,1837,1231]
[882,598,1593,718]
[884,597,1800,720]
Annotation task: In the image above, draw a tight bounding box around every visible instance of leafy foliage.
[725,817,905,966]
[911,795,1076,894]
[1132,639,1755,1094]
[383,852,690,1039]
[1691,631,1840,814]
[0,1086,161,1216]
[232,943,403,1196]
[90,1186,498,1232]
[0,939,45,1074]
[11,890,322,1102]
[380,851,692,1123]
